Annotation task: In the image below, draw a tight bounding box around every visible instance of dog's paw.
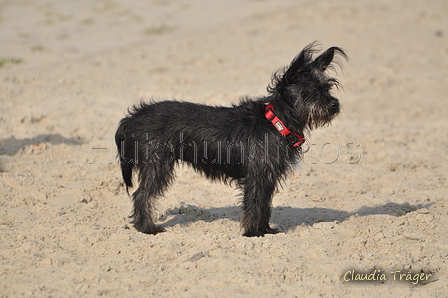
[139,225,166,235]
[243,230,265,237]
[243,226,279,237]
[264,227,279,235]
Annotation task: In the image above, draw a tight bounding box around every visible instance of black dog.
[115,42,347,237]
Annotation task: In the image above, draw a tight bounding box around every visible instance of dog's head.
[268,42,348,130]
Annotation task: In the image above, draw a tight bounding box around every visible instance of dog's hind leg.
[239,176,279,237]
[131,161,175,235]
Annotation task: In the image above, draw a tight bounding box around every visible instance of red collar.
[265,103,306,148]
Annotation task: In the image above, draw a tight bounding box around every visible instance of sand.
[1,0,447,296]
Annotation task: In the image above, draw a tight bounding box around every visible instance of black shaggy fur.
[115,42,347,237]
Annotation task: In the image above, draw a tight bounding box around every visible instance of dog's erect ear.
[282,43,317,84]
[267,43,347,94]
[313,47,347,72]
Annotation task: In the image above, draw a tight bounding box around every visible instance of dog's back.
[115,100,265,189]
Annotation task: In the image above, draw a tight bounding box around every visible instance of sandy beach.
[1,0,447,296]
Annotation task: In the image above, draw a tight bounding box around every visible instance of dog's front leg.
[240,176,278,237]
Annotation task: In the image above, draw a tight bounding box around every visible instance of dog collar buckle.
[285,132,305,148]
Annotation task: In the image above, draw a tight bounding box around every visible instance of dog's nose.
[331,102,339,109]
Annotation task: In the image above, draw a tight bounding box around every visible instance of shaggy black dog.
[115,42,347,237]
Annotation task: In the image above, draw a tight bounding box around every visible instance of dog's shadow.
[0,133,85,155]
[159,202,433,233]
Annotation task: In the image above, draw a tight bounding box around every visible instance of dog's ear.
[267,43,347,94]
[282,43,317,84]
[313,47,347,72]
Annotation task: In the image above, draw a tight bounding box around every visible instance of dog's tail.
[115,117,134,194]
